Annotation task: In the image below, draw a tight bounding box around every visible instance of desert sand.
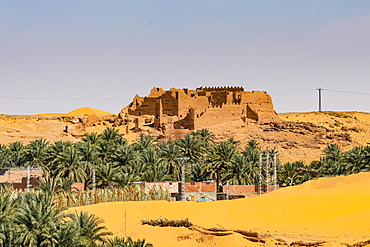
[2,108,370,164]
[0,107,116,144]
[36,107,114,116]
[72,172,370,247]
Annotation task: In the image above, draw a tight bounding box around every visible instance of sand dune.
[72,173,370,247]
[67,107,114,116]
[36,107,114,116]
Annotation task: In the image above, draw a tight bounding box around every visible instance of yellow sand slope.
[73,173,370,247]
[36,107,114,116]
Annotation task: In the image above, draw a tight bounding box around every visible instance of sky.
[1,0,370,115]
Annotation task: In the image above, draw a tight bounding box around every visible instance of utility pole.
[26,166,31,191]
[90,161,97,204]
[265,153,270,193]
[92,166,96,191]
[87,161,96,191]
[258,152,278,194]
[273,153,277,191]
[258,153,262,195]
[317,88,323,112]
[176,157,190,201]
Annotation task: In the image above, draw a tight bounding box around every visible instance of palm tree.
[300,173,313,184]
[0,221,21,247]
[57,177,76,192]
[82,132,100,145]
[225,137,240,147]
[278,161,304,186]
[99,127,122,142]
[25,139,49,167]
[15,192,65,246]
[96,140,116,165]
[224,155,253,185]
[141,149,171,182]
[55,221,82,247]
[207,142,237,191]
[38,177,75,194]
[37,177,59,195]
[105,236,127,247]
[55,147,87,183]
[94,128,124,165]
[247,139,259,150]
[114,172,138,187]
[76,141,100,189]
[158,141,182,180]
[125,160,147,179]
[111,145,136,168]
[142,162,171,182]
[318,158,347,176]
[242,139,260,164]
[134,135,155,151]
[192,128,215,145]
[105,236,153,247]
[96,163,120,188]
[70,211,112,246]
[343,146,369,173]
[0,147,10,168]
[43,141,74,177]
[77,142,99,163]
[0,192,19,245]
[8,142,27,167]
[323,144,342,162]
[45,141,73,160]
[123,238,153,247]
[175,134,204,163]
[189,162,210,182]
[0,192,18,245]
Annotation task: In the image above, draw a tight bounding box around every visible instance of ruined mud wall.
[121,86,280,131]
[176,90,208,118]
[240,91,280,123]
[128,97,159,116]
[190,105,245,130]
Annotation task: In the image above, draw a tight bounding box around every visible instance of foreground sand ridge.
[72,172,370,247]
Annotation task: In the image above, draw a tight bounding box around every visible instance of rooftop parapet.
[196,86,244,92]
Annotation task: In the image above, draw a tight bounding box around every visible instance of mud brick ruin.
[120,86,280,130]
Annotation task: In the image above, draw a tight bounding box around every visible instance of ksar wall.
[118,86,280,130]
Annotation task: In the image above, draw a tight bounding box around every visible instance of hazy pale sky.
[1,1,370,115]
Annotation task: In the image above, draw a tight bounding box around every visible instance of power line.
[323,89,370,96]
[269,88,370,96]
[0,96,131,101]
[270,89,314,94]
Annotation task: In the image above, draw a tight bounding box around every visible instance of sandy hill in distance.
[1,108,370,164]
[0,107,116,145]
[72,172,370,247]
[36,107,114,116]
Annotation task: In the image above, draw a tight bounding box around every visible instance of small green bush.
[141,217,193,227]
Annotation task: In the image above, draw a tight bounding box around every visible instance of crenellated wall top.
[196,86,244,92]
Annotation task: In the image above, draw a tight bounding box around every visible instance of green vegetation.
[105,237,153,247]
[141,217,193,227]
[2,127,370,191]
[0,189,153,246]
[1,126,370,245]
